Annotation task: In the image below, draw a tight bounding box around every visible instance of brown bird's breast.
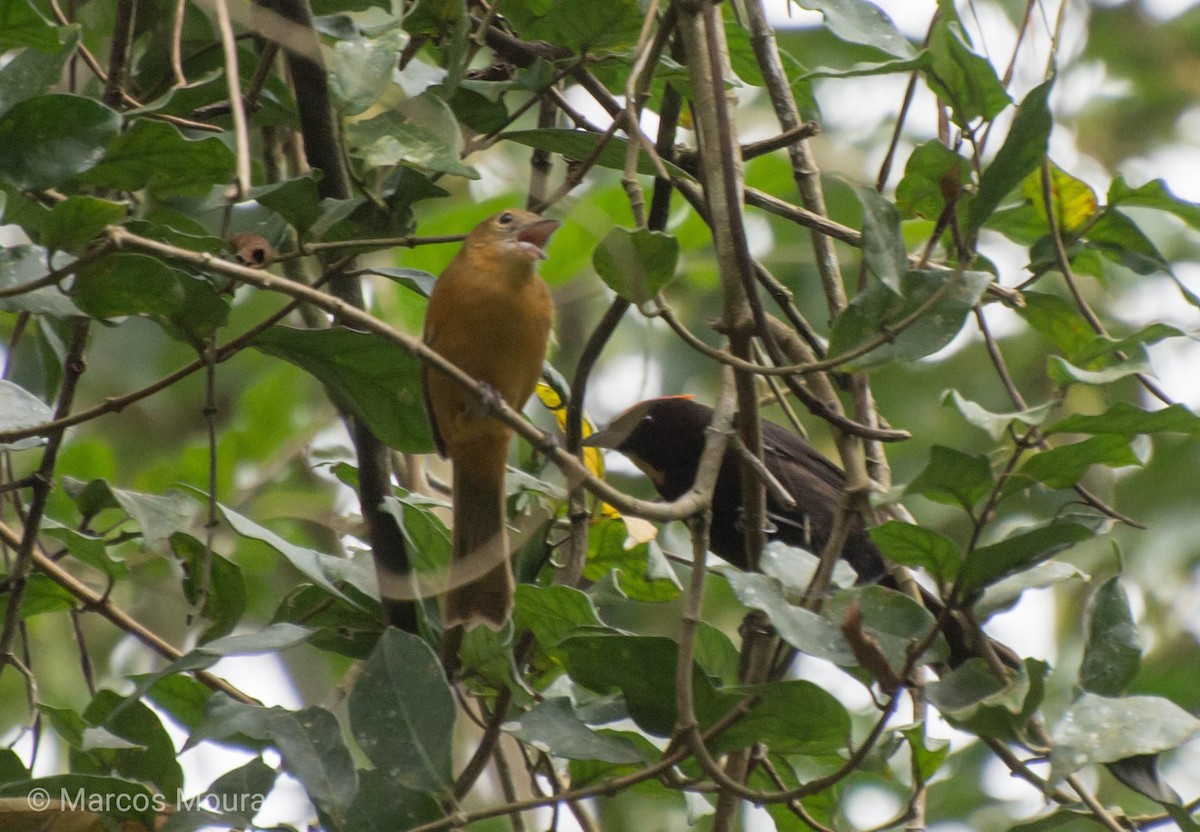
[423,248,553,454]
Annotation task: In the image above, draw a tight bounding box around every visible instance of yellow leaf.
[1022,163,1098,234]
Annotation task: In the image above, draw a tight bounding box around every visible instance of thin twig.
[0,321,90,666]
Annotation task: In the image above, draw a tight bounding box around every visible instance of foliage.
[0,0,1197,831]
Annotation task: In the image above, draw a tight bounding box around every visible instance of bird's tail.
[443,438,514,631]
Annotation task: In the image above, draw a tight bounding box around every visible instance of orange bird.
[422,209,559,630]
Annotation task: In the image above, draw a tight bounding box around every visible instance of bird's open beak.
[516,219,561,259]
[581,426,617,449]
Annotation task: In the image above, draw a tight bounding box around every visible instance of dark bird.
[585,396,1018,669]
[423,209,559,630]
[584,396,886,584]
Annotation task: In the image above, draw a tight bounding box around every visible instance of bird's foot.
[469,382,505,418]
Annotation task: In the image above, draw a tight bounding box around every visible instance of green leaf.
[1048,693,1200,785]
[73,252,183,318]
[968,79,1053,234]
[185,696,356,826]
[0,94,120,190]
[0,573,76,620]
[40,703,87,747]
[501,128,693,180]
[1108,175,1200,230]
[513,584,604,650]
[0,0,61,52]
[129,623,315,702]
[1079,575,1141,697]
[219,503,375,606]
[113,485,196,552]
[1106,756,1200,832]
[40,196,125,251]
[329,29,407,115]
[592,227,679,305]
[1075,323,1182,365]
[349,629,456,794]
[942,389,1054,441]
[925,6,1011,127]
[444,83,510,133]
[167,758,275,830]
[515,0,644,53]
[209,626,319,663]
[0,245,80,317]
[869,520,960,584]
[251,326,434,453]
[75,690,184,797]
[960,521,1095,593]
[758,539,860,594]
[824,585,949,671]
[1047,354,1151,386]
[0,378,51,451]
[723,7,765,86]
[801,53,931,81]
[856,186,907,292]
[172,532,247,643]
[379,491,450,576]
[927,658,1044,739]
[309,196,367,241]
[59,479,196,551]
[142,673,213,734]
[693,621,741,686]
[272,583,383,660]
[43,522,129,580]
[272,706,358,826]
[585,517,682,602]
[0,26,81,118]
[905,445,993,509]
[1047,402,1200,438]
[252,174,324,235]
[791,0,918,58]
[896,140,972,220]
[1010,809,1116,831]
[726,572,850,664]
[0,749,30,782]
[556,633,721,737]
[345,769,442,832]
[711,679,851,756]
[72,252,229,345]
[504,697,647,763]
[365,266,438,298]
[976,561,1088,619]
[458,625,529,701]
[727,574,946,670]
[904,722,950,782]
[1018,435,1140,489]
[347,91,479,179]
[828,269,991,369]
[402,0,464,36]
[1018,291,1095,358]
[81,118,236,197]
[1082,208,1172,276]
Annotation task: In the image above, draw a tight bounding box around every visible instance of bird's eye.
[498,212,514,225]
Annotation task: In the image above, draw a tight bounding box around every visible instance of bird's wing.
[420,320,447,458]
[759,420,849,494]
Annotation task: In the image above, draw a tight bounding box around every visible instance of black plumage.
[584,396,885,584]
